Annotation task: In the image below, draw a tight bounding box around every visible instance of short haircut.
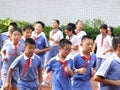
[59,39,72,48]
[81,35,93,42]
[25,38,36,46]
[35,21,45,29]
[9,22,18,29]
[112,36,120,50]
[99,24,107,30]
[22,24,34,32]
[11,28,22,35]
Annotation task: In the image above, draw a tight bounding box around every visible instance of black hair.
[53,19,60,25]
[65,23,76,35]
[59,39,72,48]
[35,21,45,29]
[108,26,114,37]
[25,38,36,46]
[99,24,108,30]
[112,36,120,50]
[11,28,22,35]
[81,35,93,42]
[22,24,34,32]
[9,22,18,29]
[75,20,83,25]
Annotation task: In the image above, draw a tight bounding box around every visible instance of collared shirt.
[96,52,120,90]
[10,53,41,81]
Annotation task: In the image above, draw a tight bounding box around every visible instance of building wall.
[0,0,120,26]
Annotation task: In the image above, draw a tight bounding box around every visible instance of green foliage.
[0,18,120,40]
[114,26,120,36]
[83,18,105,40]
[0,18,29,33]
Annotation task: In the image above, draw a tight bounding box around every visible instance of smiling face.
[23,29,33,39]
[34,23,43,34]
[24,44,36,57]
[59,44,71,59]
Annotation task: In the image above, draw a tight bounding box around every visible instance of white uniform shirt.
[95,34,112,58]
[49,29,64,46]
[66,34,79,58]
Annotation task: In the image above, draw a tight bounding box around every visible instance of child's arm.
[94,75,120,86]
[35,47,50,54]
[74,68,87,74]
[1,50,6,61]
[91,68,96,76]
[92,43,96,53]
[38,68,42,90]
[3,68,13,90]
[38,68,42,85]
[65,66,74,78]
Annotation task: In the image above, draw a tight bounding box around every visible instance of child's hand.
[34,48,42,54]
[2,56,7,62]
[3,81,10,90]
[76,68,87,74]
[65,66,72,73]
[91,68,96,77]
[49,37,54,41]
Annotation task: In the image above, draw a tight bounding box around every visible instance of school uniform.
[1,41,24,87]
[66,34,79,59]
[33,33,49,68]
[96,53,120,90]
[20,37,26,45]
[75,30,87,45]
[72,52,97,90]
[46,54,75,90]
[45,29,64,61]
[10,53,42,90]
[95,34,112,70]
[0,32,10,48]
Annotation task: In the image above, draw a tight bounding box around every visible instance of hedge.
[0,18,120,40]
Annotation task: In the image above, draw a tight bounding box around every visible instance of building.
[0,0,120,26]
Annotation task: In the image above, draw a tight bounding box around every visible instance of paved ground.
[42,78,98,90]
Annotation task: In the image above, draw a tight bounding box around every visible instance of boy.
[94,36,120,90]
[45,39,74,90]
[92,24,112,70]
[72,35,97,90]
[20,24,34,44]
[1,28,24,90]
[33,21,50,68]
[3,38,42,90]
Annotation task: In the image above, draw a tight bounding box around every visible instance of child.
[20,24,34,44]
[94,36,120,90]
[32,21,50,68]
[72,35,97,90]
[65,23,79,59]
[1,22,18,46]
[75,20,87,47]
[1,28,24,90]
[42,19,64,86]
[45,39,75,90]
[3,38,42,90]
[92,24,112,70]
[44,19,64,66]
